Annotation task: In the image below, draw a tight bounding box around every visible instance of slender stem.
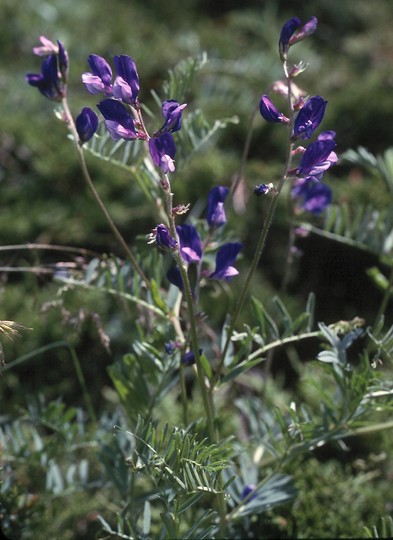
[179,364,189,426]
[161,174,227,535]
[217,139,294,381]
[61,97,151,289]
[236,330,321,368]
[280,203,297,293]
[372,263,393,330]
[0,243,98,256]
[230,102,259,199]
[68,344,97,423]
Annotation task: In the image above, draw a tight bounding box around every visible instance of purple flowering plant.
[19,14,393,539]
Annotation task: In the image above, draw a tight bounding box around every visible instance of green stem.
[372,263,393,330]
[179,365,189,426]
[216,63,295,383]
[217,139,294,382]
[61,97,151,289]
[252,331,321,358]
[230,102,259,199]
[161,175,227,535]
[68,344,97,423]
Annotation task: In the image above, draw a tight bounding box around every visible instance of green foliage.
[2,1,393,539]
[364,516,393,539]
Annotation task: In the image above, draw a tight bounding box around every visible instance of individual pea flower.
[154,100,187,136]
[176,224,202,264]
[254,183,274,196]
[112,55,140,105]
[292,178,332,214]
[293,96,328,140]
[259,95,289,125]
[296,131,338,180]
[149,100,187,174]
[75,107,99,144]
[82,54,113,96]
[97,98,140,141]
[209,242,243,281]
[279,16,318,61]
[206,186,229,228]
[149,133,176,174]
[26,40,68,101]
[149,223,177,251]
[288,16,318,47]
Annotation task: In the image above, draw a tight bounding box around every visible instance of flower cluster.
[26,38,187,165]
[82,53,187,172]
[150,185,242,288]
[259,17,338,215]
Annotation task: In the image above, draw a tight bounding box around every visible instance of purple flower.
[154,224,177,250]
[166,265,183,290]
[289,17,318,46]
[209,242,243,281]
[293,96,327,140]
[206,186,229,228]
[148,100,186,173]
[176,224,202,264]
[113,55,140,105]
[82,54,113,96]
[165,342,176,354]
[26,51,66,102]
[297,131,337,180]
[292,178,332,214]
[279,16,318,60]
[254,183,273,196]
[181,349,203,366]
[75,107,99,143]
[259,95,289,124]
[279,17,301,59]
[97,98,139,141]
[154,100,187,135]
[241,484,257,501]
[149,133,176,173]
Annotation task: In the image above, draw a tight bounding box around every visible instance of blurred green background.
[2,0,393,409]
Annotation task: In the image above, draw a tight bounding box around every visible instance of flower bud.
[75,107,99,143]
